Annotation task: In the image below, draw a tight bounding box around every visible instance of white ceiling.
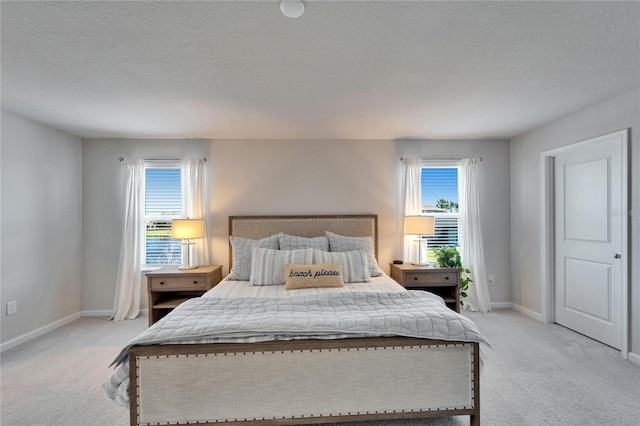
[1,1,639,140]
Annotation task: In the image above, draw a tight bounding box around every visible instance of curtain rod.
[400,157,482,162]
[119,157,207,162]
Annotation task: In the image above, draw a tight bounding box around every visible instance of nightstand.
[390,263,461,312]
[146,265,223,326]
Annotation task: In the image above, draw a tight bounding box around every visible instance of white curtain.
[460,158,491,312]
[112,159,145,321]
[181,158,211,265]
[401,158,422,262]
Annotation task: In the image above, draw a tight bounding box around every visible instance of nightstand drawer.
[149,276,209,291]
[404,272,458,286]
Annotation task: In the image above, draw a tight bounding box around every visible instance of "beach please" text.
[288,268,341,279]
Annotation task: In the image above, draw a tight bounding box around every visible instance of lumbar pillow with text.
[284,263,345,290]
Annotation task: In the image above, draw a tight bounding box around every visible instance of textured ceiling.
[1,1,639,140]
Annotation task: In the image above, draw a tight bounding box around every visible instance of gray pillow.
[250,247,314,285]
[313,248,371,283]
[227,234,279,281]
[278,233,329,251]
[325,231,382,277]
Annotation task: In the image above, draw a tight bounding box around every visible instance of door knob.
[614,253,622,259]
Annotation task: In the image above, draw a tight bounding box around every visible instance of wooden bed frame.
[129,215,480,426]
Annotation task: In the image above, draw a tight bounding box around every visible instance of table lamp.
[404,215,435,266]
[172,218,205,270]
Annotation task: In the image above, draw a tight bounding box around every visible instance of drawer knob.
[193,281,198,284]
[413,277,418,280]
[159,281,165,285]
[445,276,449,280]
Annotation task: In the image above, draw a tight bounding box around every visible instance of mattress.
[203,272,411,299]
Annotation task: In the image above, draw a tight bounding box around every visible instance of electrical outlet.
[488,275,495,286]
[7,301,17,316]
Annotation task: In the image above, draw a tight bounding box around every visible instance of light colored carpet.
[1,309,638,426]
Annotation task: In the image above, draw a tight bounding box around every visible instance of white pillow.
[313,248,371,283]
[250,248,314,285]
[325,231,382,277]
[278,233,329,251]
[227,234,280,281]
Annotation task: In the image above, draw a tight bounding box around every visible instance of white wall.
[81,139,211,312]
[1,111,83,345]
[510,89,640,356]
[394,139,512,305]
[82,138,511,312]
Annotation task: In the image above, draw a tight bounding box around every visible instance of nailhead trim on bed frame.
[135,342,476,426]
[228,215,379,268]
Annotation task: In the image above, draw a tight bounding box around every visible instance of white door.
[554,132,625,349]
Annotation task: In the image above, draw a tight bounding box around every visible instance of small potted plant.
[433,246,472,307]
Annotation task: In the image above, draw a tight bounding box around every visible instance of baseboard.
[1,309,149,352]
[491,302,545,317]
[3,306,633,364]
[490,302,513,309]
[81,309,147,318]
[511,303,543,322]
[0,312,81,353]
[81,310,113,317]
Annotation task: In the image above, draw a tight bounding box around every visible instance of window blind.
[145,168,182,216]
[144,168,182,265]
[421,167,460,261]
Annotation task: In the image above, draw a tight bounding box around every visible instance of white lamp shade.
[404,216,435,236]
[172,218,205,240]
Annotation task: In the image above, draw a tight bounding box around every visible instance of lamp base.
[178,265,198,270]
[179,240,198,270]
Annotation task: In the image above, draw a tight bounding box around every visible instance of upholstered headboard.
[228,215,378,269]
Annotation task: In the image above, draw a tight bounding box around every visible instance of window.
[144,163,182,265]
[421,165,460,261]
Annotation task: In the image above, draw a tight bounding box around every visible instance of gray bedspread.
[105,291,490,405]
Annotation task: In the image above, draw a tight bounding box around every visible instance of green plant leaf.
[433,245,476,307]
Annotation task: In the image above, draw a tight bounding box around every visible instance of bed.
[106,215,487,426]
